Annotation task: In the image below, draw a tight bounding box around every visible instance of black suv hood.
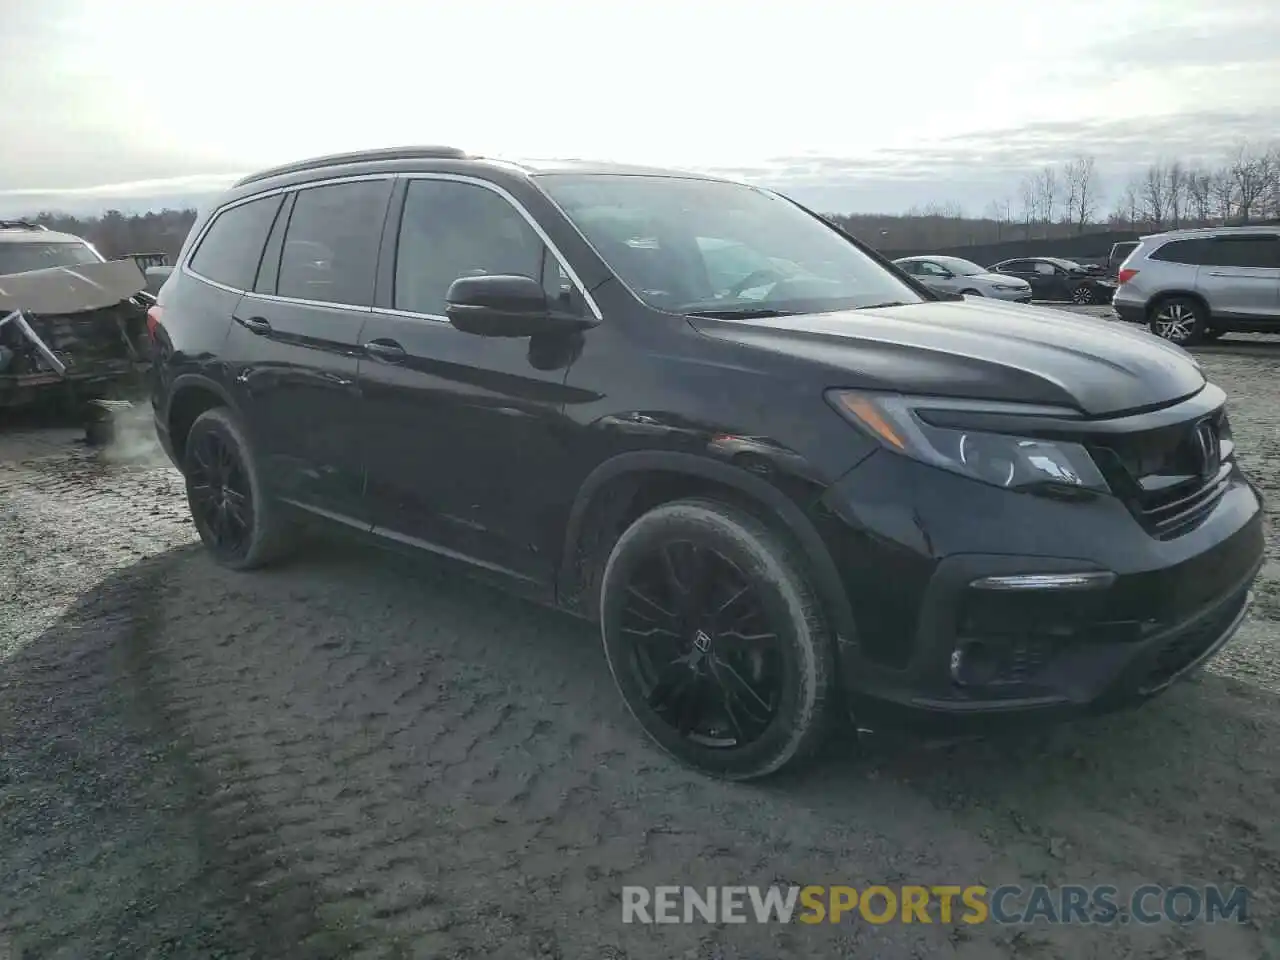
[691,298,1204,417]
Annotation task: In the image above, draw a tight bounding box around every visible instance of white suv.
[1112,226,1280,345]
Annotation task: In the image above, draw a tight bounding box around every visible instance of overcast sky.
[1,0,1277,216]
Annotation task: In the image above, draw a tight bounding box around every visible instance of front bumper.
[814,449,1266,733]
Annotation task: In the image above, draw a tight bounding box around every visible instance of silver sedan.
[893,255,1033,302]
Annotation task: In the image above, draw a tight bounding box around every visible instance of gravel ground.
[2,309,1280,959]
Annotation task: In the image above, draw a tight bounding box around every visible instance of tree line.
[19,208,198,262]
[14,140,1280,260]
[827,141,1280,251]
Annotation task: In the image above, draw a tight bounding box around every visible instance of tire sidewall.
[183,408,273,569]
[600,501,827,779]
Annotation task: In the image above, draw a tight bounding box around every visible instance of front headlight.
[991,283,1024,291]
[827,390,1109,492]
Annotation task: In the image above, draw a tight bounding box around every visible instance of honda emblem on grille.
[1193,419,1220,479]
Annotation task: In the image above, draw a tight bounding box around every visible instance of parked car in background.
[1112,226,1280,345]
[150,146,1262,780]
[990,257,1118,304]
[1108,241,1140,277]
[892,255,1032,302]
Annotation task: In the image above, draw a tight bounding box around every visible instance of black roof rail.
[233,145,470,188]
[0,219,49,231]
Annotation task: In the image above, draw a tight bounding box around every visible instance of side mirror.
[445,274,594,338]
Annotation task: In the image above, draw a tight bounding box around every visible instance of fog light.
[969,572,1116,591]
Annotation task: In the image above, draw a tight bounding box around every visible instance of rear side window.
[188,194,283,289]
[277,179,392,306]
[1149,239,1214,264]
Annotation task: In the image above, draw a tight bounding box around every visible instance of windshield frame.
[533,173,937,318]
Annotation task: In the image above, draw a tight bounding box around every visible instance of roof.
[230,145,727,192]
[1141,225,1280,240]
[0,225,91,245]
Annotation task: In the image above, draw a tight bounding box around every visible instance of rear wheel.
[599,498,835,780]
[1148,296,1207,346]
[183,407,293,570]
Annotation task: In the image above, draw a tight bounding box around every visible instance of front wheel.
[1071,284,1096,305]
[183,407,293,570]
[599,498,836,780]
[1148,296,1207,346]
[960,289,983,297]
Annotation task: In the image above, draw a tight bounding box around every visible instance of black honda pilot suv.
[149,146,1265,779]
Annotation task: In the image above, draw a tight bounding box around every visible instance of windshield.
[932,256,986,276]
[538,175,922,316]
[0,241,104,276]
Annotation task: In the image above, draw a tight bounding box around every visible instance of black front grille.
[1135,589,1247,693]
[1089,409,1232,540]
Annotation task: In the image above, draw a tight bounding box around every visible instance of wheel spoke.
[615,536,783,750]
[626,585,676,622]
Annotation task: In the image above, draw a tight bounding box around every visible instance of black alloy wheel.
[621,539,781,748]
[183,407,292,570]
[188,425,254,562]
[600,499,834,779]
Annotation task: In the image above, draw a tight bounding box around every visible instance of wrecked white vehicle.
[0,223,152,412]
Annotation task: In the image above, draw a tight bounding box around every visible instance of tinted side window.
[1150,239,1213,264]
[1206,237,1280,269]
[277,179,391,306]
[188,194,283,289]
[1000,261,1028,272]
[394,179,546,317]
[1033,261,1057,275]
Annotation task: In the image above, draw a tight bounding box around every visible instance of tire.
[960,289,983,297]
[599,498,835,780]
[1148,296,1207,346]
[1071,284,1095,305]
[183,407,293,570]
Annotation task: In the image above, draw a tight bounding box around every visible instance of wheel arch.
[557,451,858,645]
[167,374,240,460]
[1145,289,1210,318]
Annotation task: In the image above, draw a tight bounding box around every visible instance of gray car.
[1112,226,1280,345]
[893,255,1032,302]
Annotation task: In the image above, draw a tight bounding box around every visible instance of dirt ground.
[2,309,1280,959]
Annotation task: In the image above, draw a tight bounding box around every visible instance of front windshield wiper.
[855,301,910,310]
[684,308,799,319]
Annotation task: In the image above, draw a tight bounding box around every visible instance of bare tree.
[1228,144,1276,223]
[1018,174,1038,239]
[1063,155,1098,233]
[1166,161,1188,229]
[1142,161,1169,228]
[1034,166,1059,234]
[1210,167,1237,224]
[1186,167,1213,223]
[1122,175,1142,227]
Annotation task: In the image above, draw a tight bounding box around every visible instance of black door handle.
[238,316,272,335]
[363,338,406,362]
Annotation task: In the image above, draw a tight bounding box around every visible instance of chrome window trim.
[396,172,602,322]
[180,173,393,300]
